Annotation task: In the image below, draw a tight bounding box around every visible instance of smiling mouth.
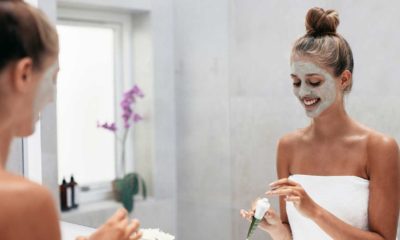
[302,97,321,107]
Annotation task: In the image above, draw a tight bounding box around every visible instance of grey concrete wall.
[174,0,233,239]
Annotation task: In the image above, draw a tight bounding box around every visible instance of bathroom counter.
[61,221,95,240]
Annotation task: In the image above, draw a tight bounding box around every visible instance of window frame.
[57,7,136,203]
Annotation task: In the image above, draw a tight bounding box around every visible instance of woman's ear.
[13,57,35,93]
[340,70,352,91]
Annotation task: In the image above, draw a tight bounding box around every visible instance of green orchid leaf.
[121,177,133,212]
[114,172,147,212]
[140,176,147,199]
[132,174,139,195]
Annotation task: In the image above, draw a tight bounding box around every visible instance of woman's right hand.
[240,199,281,233]
[77,208,142,240]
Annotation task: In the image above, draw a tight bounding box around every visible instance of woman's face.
[14,56,59,136]
[290,58,339,118]
[33,58,59,121]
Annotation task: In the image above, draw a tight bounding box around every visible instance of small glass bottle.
[60,178,69,211]
[69,175,79,208]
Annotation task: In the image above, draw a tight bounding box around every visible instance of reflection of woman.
[241,7,399,240]
[0,1,141,239]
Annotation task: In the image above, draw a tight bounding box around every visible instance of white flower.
[140,228,175,240]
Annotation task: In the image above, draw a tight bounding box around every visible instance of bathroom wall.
[174,0,400,239]
[174,0,233,239]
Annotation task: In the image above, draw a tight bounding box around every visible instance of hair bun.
[305,7,339,36]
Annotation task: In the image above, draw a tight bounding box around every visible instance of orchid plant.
[97,84,147,212]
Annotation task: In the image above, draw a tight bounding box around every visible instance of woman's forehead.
[291,61,325,73]
[290,57,334,76]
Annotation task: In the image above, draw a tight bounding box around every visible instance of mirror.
[32,1,400,240]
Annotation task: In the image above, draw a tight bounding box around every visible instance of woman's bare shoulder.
[277,128,306,149]
[0,171,50,200]
[0,172,61,240]
[276,129,306,175]
[367,132,398,159]
[356,124,399,154]
[356,125,400,176]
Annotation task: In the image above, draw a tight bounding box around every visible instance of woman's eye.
[293,81,301,87]
[309,81,321,87]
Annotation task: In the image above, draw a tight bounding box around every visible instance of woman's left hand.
[266,178,321,219]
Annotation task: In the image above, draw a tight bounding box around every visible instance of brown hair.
[0,0,58,71]
[292,7,354,93]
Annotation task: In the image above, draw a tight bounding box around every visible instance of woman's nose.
[298,84,311,97]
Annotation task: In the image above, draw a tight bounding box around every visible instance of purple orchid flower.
[133,113,143,123]
[97,121,117,132]
[120,85,144,129]
[97,84,144,179]
[131,85,144,98]
[98,84,144,131]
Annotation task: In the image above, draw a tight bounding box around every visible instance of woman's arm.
[313,135,399,240]
[240,137,294,240]
[269,135,400,240]
[268,222,292,240]
[272,136,294,240]
[314,135,398,240]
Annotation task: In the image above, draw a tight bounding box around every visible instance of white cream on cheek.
[291,61,337,118]
[33,61,58,117]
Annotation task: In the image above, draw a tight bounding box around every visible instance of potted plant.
[112,172,147,212]
[98,85,147,212]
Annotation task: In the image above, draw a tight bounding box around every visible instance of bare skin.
[0,55,142,240]
[241,56,400,240]
[0,171,61,239]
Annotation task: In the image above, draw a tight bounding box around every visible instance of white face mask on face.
[291,61,337,118]
[33,61,58,119]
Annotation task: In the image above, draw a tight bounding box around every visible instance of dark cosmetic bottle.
[60,178,69,211]
[69,175,79,208]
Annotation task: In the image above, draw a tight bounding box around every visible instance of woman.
[241,7,399,240]
[0,0,142,239]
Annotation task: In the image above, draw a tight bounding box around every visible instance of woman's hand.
[267,178,320,219]
[240,198,281,233]
[77,208,142,240]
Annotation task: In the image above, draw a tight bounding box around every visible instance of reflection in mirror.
[56,1,400,240]
[54,0,172,238]
[3,0,399,240]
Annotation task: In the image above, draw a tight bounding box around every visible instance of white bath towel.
[286,174,373,239]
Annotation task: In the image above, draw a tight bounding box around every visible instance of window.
[57,24,116,185]
[57,8,135,202]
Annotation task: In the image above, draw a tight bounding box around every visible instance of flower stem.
[119,128,129,177]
